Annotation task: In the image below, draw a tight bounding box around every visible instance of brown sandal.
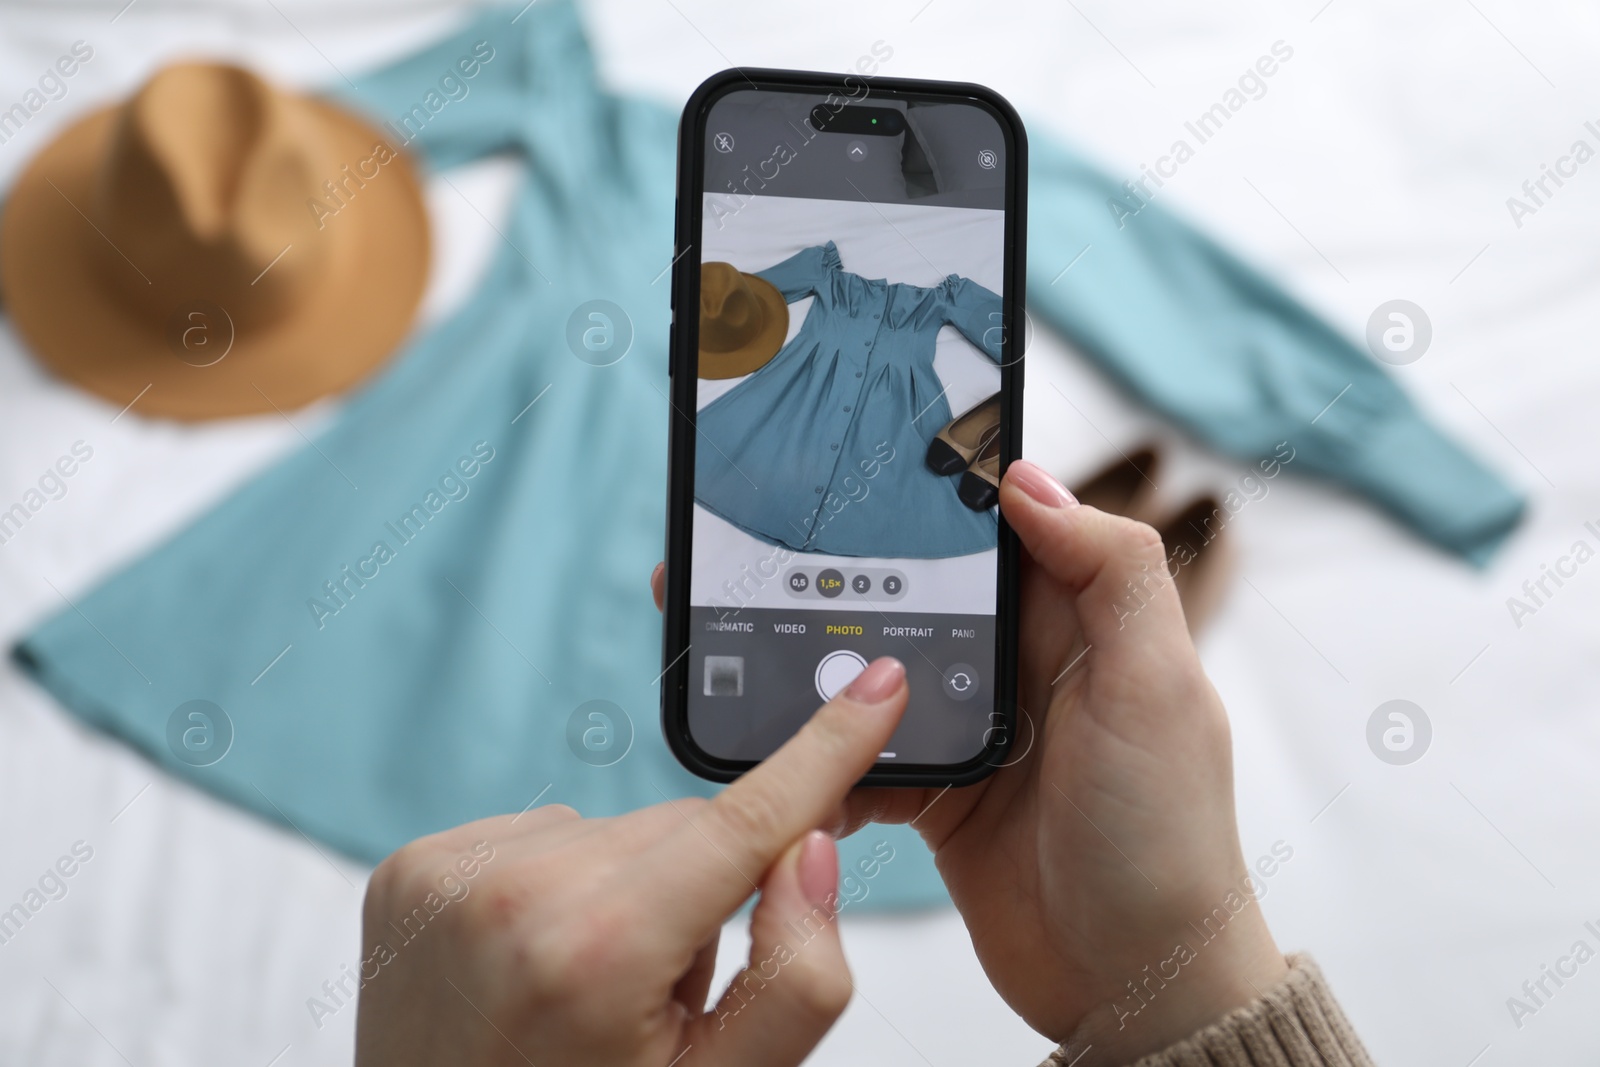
[1068,444,1161,517]
[1154,495,1235,636]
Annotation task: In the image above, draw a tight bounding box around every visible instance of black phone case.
[660,67,1028,787]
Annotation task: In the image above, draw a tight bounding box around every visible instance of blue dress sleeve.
[1022,128,1524,564]
[941,275,1006,363]
[754,241,842,302]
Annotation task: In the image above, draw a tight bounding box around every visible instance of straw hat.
[697,261,788,380]
[0,61,429,420]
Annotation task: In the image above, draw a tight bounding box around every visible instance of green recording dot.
[871,118,877,124]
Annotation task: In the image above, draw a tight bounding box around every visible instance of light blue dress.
[696,241,1002,558]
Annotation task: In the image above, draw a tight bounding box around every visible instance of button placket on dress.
[802,283,885,549]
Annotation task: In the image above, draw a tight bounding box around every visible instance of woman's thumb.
[687,831,851,1067]
[1000,460,1189,644]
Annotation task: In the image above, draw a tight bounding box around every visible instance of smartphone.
[660,66,1026,786]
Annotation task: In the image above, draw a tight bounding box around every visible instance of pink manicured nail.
[797,830,838,909]
[845,656,905,703]
[1007,459,1077,507]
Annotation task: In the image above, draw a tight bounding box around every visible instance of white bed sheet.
[2,0,1598,1064]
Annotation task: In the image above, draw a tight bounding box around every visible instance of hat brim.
[697,271,790,380]
[0,99,430,421]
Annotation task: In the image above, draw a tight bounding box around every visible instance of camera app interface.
[687,84,1013,765]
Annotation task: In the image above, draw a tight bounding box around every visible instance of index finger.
[647,656,908,938]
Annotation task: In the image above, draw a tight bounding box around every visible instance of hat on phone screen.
[0,61,430,421]
[697,261,789,380]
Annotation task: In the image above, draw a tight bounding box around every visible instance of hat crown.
[699,261,773,353]
[94,62,333,330]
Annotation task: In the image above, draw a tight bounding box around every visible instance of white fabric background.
[0,0,1596,1064]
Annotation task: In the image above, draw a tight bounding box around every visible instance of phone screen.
[671,74,1022,775]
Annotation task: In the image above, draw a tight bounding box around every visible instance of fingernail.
[1007,459,1077,507]
[845,656,905,703]
[797,829,838,909]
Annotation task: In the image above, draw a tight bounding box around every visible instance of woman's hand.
[866,462,1287,1059]
[354,654,912,1067]
[652,460,1286,1062]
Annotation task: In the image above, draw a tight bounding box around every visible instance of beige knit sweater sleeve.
[1039,955,1374,1067]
